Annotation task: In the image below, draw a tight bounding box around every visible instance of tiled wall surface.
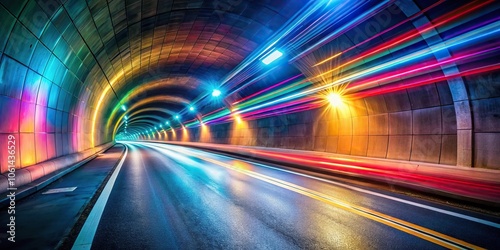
[0,0,303,173]
[161,82,467,166]
[0,0,96,172]
[1,0,499,174]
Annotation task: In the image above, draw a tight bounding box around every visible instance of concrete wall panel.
[436,81,454,105]
[440,135,457,165]
[411,135,441,163]
[351,135,368,156]
[337,135,352,155]
[364,95,387,115]
[369,114,388,135]
[313,136,327,152]
[466,72,500,100]
[367,136,388,158]
[472,97,500,132]
[352,116,368,135]
[474,133,500,169]
[5,22,37,66]
[412,107,441,135]
[0,5,15,52]
[389,111,412,135]
[349,99,368,117]
[338,116,352,135]
[387,135,412,161]
[0,96,20,132]
[384,90,411,112]
[408,84,441,109]
[314,120,328,137]
[0,56,27,99]
[325,136,338,153]
[327,120,339,136]
[442,105,457,134]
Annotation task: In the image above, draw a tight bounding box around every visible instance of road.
[81,141,500,249]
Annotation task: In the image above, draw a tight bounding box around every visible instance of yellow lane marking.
[183,151,485,250]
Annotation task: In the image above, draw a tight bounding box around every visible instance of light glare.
[327,93,343,107]
[262,50,283,65]
[212,89,221,97]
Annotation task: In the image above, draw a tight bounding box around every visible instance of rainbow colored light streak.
[233,19,500,115]
[119,1,500,141]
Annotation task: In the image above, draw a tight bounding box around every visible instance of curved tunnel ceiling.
[0,0,499,170]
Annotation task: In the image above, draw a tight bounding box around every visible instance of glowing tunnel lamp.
[121,105,127,111]
[261,50,283,65]
[189,106,195,111]
[175,115,180,119]
[166,121,170,125]
[327,93,344,107]
[212,89,221,97]
[234,115,243,124]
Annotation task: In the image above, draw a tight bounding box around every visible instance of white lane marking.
[141,141,500,229]
[42,187,77,194]
[72,145,129,250]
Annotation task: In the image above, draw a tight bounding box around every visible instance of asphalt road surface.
[83,141,500,249]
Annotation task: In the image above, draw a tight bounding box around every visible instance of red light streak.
[351,63,500,99]
[245,150,500,198]
[348,44,500,92]
[313,0,493,79]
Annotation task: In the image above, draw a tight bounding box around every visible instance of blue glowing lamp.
[212,89,221,97]
[262,50,283,65]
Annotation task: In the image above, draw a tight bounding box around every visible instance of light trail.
[230,19,500,117]
[137,142,488,249]
[121,1,500,138]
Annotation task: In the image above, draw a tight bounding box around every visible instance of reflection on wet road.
[85,142,499,249]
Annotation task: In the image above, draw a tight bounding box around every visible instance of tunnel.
[0,0,499,249]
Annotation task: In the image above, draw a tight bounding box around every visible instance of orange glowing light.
[327,92,343,107]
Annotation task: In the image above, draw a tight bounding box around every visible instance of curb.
[0,143,115,208]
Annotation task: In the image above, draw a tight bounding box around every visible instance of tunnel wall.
[160,82,460,166]
[465,72,500,169]
[0,0,112,174]
[149,0,500,170]
[159,76,500,170]
[1,0,500,175]
[0,141,113,192]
